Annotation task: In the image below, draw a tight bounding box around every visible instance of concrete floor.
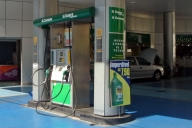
[0,76,192,128]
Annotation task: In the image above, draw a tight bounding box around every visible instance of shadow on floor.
[131,76,192,90]
[125,94,192,121]
[1,86,32,93]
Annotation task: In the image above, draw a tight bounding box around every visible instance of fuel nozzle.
[45,69,50,79]
[63,65,70,82]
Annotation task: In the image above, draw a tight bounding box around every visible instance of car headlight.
[160,68,164,75]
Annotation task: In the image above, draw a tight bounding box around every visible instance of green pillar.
[94,0,126,116]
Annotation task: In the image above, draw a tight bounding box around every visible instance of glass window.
[136,57,149,65]
[126,57,137,65]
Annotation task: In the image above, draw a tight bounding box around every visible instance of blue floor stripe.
[0,94,191,128]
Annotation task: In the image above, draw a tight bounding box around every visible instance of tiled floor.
[0,77,192,128]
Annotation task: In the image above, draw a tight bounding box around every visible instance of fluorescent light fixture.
[127,49,132,52]
[130,1,136,4]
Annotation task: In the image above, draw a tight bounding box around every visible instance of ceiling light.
[130,1,136,4]
[127,49,132,52]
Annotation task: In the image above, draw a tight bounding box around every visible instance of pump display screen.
[60,52,63,56]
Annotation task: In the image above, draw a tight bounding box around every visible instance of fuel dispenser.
[50,48,73,107]
[32,7,94,117]
[48,21,90,110]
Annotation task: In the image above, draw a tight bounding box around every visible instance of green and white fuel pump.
[50,48,73,107]
[32,6,131,119]
[48,20,91,109]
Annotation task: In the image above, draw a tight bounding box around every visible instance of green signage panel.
[126,32,150,44]
[51,82,71,106]
[109,7,125,60]
[33,7,95,26]
[176,35,192,44]
[109,7,125,33]
[109,33,124,60]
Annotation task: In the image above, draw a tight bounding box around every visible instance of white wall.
[21,38,33,85]
[59,2,88,13]
[154,17,164,59]
[176,18,192,34]
[126,13,157,56]
[0,0,33,85]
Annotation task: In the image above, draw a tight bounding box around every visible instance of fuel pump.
[50,48,73,107]
[32,30,77,117]
[48,22,90,110]
[31,20,90,118]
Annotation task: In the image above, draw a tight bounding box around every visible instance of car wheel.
[153,71,161,81]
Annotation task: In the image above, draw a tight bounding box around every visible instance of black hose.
[31,68,46,86]
[32,66,77,118]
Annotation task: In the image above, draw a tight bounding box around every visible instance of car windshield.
[136,57,149,65]
[126,57,137,65]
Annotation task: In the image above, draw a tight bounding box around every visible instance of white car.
[126,48,164,81]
